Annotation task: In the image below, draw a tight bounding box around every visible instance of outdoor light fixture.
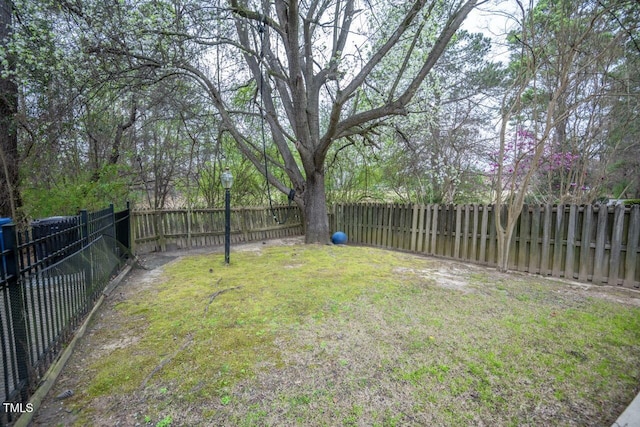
[221,167,233,264]
[221,167,234,190]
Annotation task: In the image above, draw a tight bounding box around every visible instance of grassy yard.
[37,243,640,426]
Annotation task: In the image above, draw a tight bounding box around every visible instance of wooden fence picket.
[133,203,640,287]
[553,204,564,277]
[609,203,626,285]
[593,205,608,284]
[540,205,552,276]
[518,205,530,272]
[565,205,577,279]
[479,205,488,264]
[132,206,302,253]
[529,204,541,274]
[329,202,639,288]
[624,205,640,287]
[578,204,593,282]
[470,205,478,262]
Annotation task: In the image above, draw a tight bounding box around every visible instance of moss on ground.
[86,245,422,403]
[63,244,640,426]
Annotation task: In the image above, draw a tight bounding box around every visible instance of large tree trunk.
[0,76,19,219]
[0,0,21,220]
[302,170,329,244]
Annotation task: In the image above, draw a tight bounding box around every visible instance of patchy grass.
[42,244,640,426]
[95,246,415,397]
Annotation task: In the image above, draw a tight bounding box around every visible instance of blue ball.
[331,231,348,245]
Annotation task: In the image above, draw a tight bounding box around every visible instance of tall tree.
[374,29,502,204]
[0,0,20,219]
[66,0,486,243]
[492,0,637,271]
[599,0,640,199]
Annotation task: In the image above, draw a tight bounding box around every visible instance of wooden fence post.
[564,204,577,279]
[155,210,166,252]
[552,204,565,277]
[470,204,478,262]
[330,204,337,234]
[578,205,593,282]
[241,208,249,242]
[365,203,373,244]
[424,205,432,255]
[462,205,470,260]
[488,205,498,267]
[454,205,462,259]
[417,205,426,253]
[624,205,640,287]
[517,205,530,272]
[479,205,488,264]
[430,204,439,256]
[373,203,381,246]
[592,204,609,285]
[402,203,410,250]
[608,203,625,285]
[529,205,541,274]
[410,204,419,252]
[540,204,553,276]
[186,207,192,248]
[385,204,393,248]
[440,204,447,256]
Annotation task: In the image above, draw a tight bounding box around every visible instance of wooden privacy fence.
[331,203,640,288]
[132,206,303,253]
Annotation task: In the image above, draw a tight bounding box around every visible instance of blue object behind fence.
[1,217,12,275]
[332,231,348,245]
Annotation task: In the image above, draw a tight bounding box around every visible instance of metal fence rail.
[331,203,640,288]
[0,204,131,426]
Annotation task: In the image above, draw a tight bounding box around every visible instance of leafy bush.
[21,165,135,219]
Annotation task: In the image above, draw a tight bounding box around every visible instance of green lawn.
[56,244,640,426]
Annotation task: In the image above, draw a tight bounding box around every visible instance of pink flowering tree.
[493,123,552,272]
[491,0,630,272]
[489,128,591,204]
[488,128,539,195]
[538,145,591,204]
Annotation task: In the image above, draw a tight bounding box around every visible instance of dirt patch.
[393,261,488,293]
[99,335,142,354]
[136,254,180,271]
[394,257,640,308]
[557,283,640,307]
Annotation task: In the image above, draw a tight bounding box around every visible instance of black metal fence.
[0,204,131,426]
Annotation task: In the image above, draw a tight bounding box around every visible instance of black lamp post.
[221,167,234,265]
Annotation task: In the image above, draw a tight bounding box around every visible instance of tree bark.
[301,169,329,244]
[0,0,21,220]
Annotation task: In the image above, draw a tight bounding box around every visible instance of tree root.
[140,333,193,390]
[203,282,242,316]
